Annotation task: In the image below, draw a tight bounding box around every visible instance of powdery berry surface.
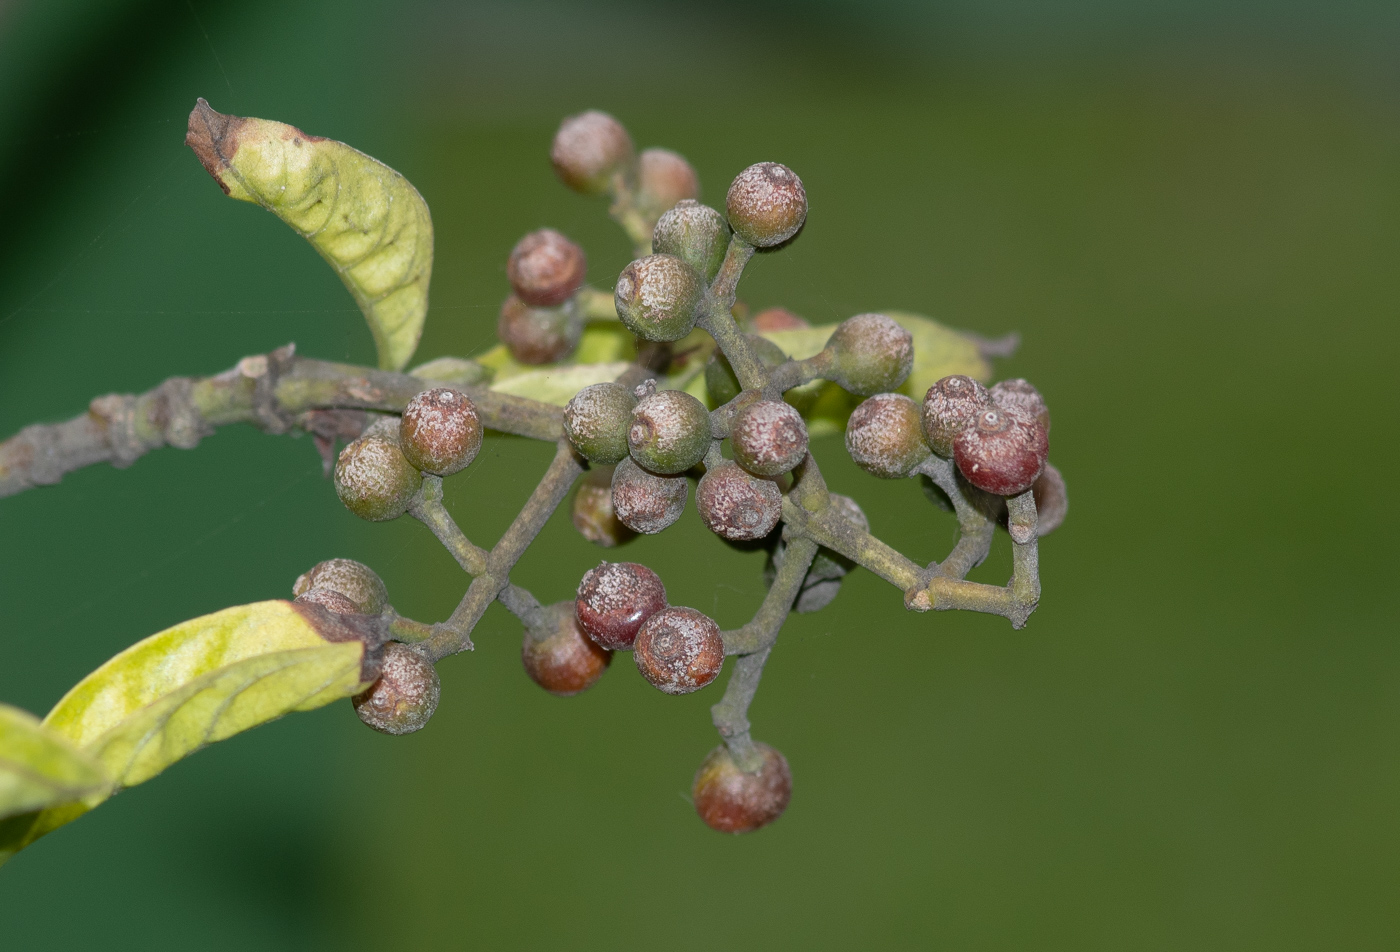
[990,378,1051,431]
[507,228,586,307]
[633,606,724,694]
[732,400,808,477]
[521,605,611,696]
[551,110,633,192]
[575,561,668,650]
[400,388,482,476]
[725,162,807,247]
[610,457,688,534]
[352,643,440,735]
[953,405,1049,497]
[844,392,929,479]
[697,461,782,541]
[922,374,992,457]
[692,742,793,834]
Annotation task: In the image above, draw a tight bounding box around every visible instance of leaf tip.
[185,98,244,194]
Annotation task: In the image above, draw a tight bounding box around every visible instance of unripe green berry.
[521,602,611,696]
[633,606,724,695]
[498,295,582,365]
[614,254,703,342]
[1032,462,1068,536]
[400,388,482,476]
[696,461,782,541]
[704,335,786,407]
[507,228,586,307]
[335,437,421,522]
[825,313,914,396]
[563,382,637,465]
[637,148,700,221]
[845,393,930,478]
[551,110,634,194]
[726,162,807,248]
[731,399,808,477]
[575,561,668,650]
[628,389,711,475]
[572,465,636,547]
[692,742,792,834]
[611,457,688,534]
[922,374,991,457]
[953,405,1048,497]
[653,200,730,282]
[353,643,440,735]
[990,378,1050,432]
[293,558,388,614]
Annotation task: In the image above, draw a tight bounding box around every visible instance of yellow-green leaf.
[187,99,433,371]
[0,601,372,862]
[0,705,108,821]
[491,362,633,406]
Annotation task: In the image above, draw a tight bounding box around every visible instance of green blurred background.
[2,0,1398,947]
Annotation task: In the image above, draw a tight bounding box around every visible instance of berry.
[845,393,930,478]
[652,200,730,282]
[575,561,668,650]
[628,389,710,475]
[521,602,611,696]
[335,436,422,522]
[572,465,636,547]
[731,399,808,477]
[551,110,633,194]
[400,388,483,476]
[704,335,786,407]
[498,295,582,365]
[614,254,703,342]
[353,643,440,735]
[507,228,586,307]
[825,313,913,396]
[750,307,809,332]
[990,378,1050,431]
[953,405,1048,496]
[1032,462,1068,536]
[637,148,700,221]
[563,382,637,465]
[611,457,688,534]
[696,461,782,541]
[725,162,807,248]
[692,742,792,833]
[294,588,361,615]
[292,558,388,614]
[633,606,724,694]
[921,374,991,458]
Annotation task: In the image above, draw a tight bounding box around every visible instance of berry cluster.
[307,110,1066,835]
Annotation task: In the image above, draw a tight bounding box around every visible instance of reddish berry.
[825,313,913,396]
[750,307,809,332]
[400,388,483,476]
[1032,462,1068,536]
[922,374,991,458]
[507,229,586,308]
[696,461,782,541]
[521,602,611,696]
[563,382,637,465]
[335,437,422,522]
[692,742,792,833]
[614,254,703,342]
[704,335,786,407]
[551,110,633,194]
[628,389,710,475]
[498,295,581,365]
[611,457,688,534]
[353,643,440,735]
[294,588,360,615]
[575,561,668,650]
[731,399,807,477]
[845,393,930,478]
[652,200,730,282]
[293,558,388,614]
[726,162,807,248]
[572,465,636,547]
[953,405,1048,496]
[633,606,724,695]
[637,147,700,220]
[990,378,1050,431]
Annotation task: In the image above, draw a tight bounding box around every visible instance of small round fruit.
[633,606,724,694]
[614,254,703,342]
[400,388,483,476]
[692,742,792,834]
[611,457,688,534]
[953,405,1049,496]
[575,561,668,650]
[353,643,440,735]
[628,389,710,475]
[845,392,930,478]
[731,399,808,477]
[726,162,807,248]
[572,466,636,547]
[521,602,611,696]
[990,378,1050,431]
[750,307,809,332]
[652,200,730,282]
[551,110,634,194]
[1032,462,1067,536]
[637,147,700,220]
[498,295,581,365]
[704,335,786,407]
[563,382,637,465]
[335,437,422,522]
[696,461,782,541]
[507,228,586,307]
[922,374,991,458]
[293,558,388,614]
[825,313,913,396]
[294,588,360,615]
